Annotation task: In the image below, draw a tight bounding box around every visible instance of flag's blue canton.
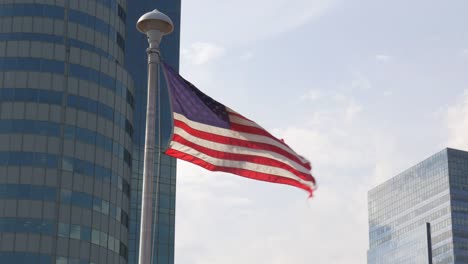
[164,63,230,129]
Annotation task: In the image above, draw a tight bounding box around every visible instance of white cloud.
[383,90,393,97]
[182,42,225,65]
[350,72,372,90]
[182,0,336,46]
[462,49,468,57]
[447,90,468,149]
[300,89,322,101]
[239,52,254,61]
[375,54,392,62]
[345,100,363,122]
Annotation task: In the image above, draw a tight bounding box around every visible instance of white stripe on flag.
[169,141,313,186]
[173,126,311,175]
[173,113,310,165]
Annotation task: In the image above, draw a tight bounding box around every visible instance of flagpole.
[136,10,173,264]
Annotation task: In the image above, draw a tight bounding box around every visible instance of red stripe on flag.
[174,119,312,170]
[172,134,315,183]
[227,111,252,121]
[165,148,314,197]
[230,123,281,141]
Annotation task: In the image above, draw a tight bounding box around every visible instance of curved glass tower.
[0,1,180,263]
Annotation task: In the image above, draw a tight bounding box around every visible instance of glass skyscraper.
[368,148,468,264]
[0,0,180,263]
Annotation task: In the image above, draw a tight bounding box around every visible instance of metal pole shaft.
[139,42,160,264]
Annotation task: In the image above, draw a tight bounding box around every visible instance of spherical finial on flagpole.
[137,9,174,48]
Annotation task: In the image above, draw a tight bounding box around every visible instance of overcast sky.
[173,0,468,263]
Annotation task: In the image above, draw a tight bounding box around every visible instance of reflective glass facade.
[0,0,180,263]
[368,148,468,264]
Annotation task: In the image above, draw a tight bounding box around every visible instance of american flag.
[162,63,316,196]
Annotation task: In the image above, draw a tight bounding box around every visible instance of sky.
[172,0,468,263]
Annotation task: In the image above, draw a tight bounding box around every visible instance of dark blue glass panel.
[0,120,11,133]
[0,58,64,74]
[81,225,92,241]
[0,88,62,105]
[61,189,72,204]
[14,89,36,101]
[0,32,116,61]
[0,253,52,264]
[0,32,62,42]
[0,4,64,19]
[118,4,127,21]
[64,125,75,139]
[0,184,56,201]
[10,152,33,165]
[0,218,55,234]
[39,90,62,104]
[127,89,134,108]
[71,192,93,208]
[0,151,58,168]
[0,88,14,100]
[73,158,94,176]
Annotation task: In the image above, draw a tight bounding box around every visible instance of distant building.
[0,1,180,263]
[368,148,468,264]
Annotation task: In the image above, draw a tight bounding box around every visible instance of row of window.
[370,206,450,248]
[70,0,127,23]
[69,63,134,107]
[0,119,132,167]
[0,88,62,104]
[58,222,128,259]
[0,151,130,198]
[0,32,114,63]
[62,156,130,197]
[64,125,132,168]
[0,119,60,137]
[0,184,56,201]
[369,194,449,240]
[0,56,134,109]
[0,4,125,51]
[67,94,133,138]
[0,57,64,74]
[68,9,125,51]
[0,252,51,264]
[0,218,127,260]
[0,119,132,168]
[57,256,94,264]
[0,4,63,19]
[0,87,133,138]
[0,183,129,228]
[0,217,54,234]
[0,151,57,168]
[69,38,114,62]
[61,189,129,227]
